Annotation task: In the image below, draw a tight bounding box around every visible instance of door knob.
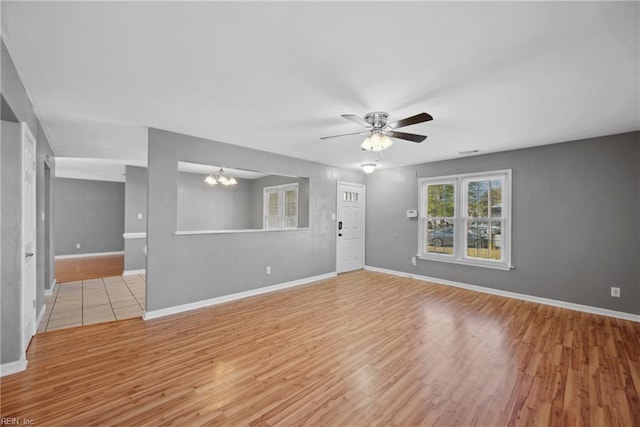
[338,233,343,237]
[25,252,34,258]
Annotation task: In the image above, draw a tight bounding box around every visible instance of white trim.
[21,122,37,355]
[55,251,124,259]
[364,266,640,322]
[45,279,57,296]
[123,232,146,239]
[36,303,47,327]
[143,272,337,320]
[123,269,146,276]
[416,254,514,271]
[336,181,366,274]
[0,359,28,377]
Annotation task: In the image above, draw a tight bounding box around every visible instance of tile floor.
[38,274,146,333]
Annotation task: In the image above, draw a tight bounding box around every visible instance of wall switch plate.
[42,211,45,221]
[611,287,620,297]
[76,243,81,249]
[411,256,417,266]
[137,213,143,220]
[331,213,336,221]
[266,266,271,275]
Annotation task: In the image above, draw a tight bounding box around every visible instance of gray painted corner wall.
[2,38,56,365]
[146,128,364,311]
[365,132,640,315]
[1,121,23,364]
[54,178,124,256]
[177,172,253,231]
[124,165,147,233]
[124,165,148,272]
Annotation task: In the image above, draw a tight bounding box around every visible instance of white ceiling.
[2,1,639,180]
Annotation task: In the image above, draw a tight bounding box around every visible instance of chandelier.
[204,168,237,186]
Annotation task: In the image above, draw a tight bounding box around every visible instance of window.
[264,183,298,229]
[418,170,512,270]
[343,191,359,202]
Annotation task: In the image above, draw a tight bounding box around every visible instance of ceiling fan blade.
[341,114,372,128]
[387,131,427,143]
[387,112,433,129]
[320,132,368,140]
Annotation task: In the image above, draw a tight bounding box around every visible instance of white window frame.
[418,169,512,271]
[263,183,299,230]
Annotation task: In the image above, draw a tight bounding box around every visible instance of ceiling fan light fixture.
[360,136,373,151]
[361,132,393,152]
[361,163,377,174]
[380,135,393,150]
[369,132,383,151]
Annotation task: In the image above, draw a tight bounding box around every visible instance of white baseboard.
[44,279,57,296]
[0,358,28,377]
[55,251,124,260]
[123,269,146,276]
[364,265,640,322]
[144,272,337,321]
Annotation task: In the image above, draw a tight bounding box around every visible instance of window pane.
[426,220,454,255]
[268,192,279,216]
[284,190,297,215]
[466,220,502,260]
[467,179,502,218]
[427,183,455,217]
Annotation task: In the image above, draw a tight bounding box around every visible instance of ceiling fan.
[320,112,433,151]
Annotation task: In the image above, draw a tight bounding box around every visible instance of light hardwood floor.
[2,270,639,425]
[55,254,124,283]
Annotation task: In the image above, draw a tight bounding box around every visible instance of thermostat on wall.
[406,209,418,218]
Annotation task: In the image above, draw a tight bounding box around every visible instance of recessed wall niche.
[176,161,309,232]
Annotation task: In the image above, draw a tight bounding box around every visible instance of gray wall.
[124,165,148,271]
[178,172,253,231]
[1,38,56,365]
[1,121,22,364]
[54,178,124,256]
[365,132,640,315]
[146,128,364,311]
[124,165,147,233]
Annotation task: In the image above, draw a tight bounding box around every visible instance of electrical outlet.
[411,256,417,266]
[137,213,143,220]
[611,287,620,298]
[76,243,81,249]
[266,266,271,275]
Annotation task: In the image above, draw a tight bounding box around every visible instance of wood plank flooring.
[2,270,639,425]
[55,254,124,283]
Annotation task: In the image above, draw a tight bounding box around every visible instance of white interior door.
[336,182,365,273]
[21,123,37,352]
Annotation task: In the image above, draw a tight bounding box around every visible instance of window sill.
[174,228,310,236]
[417,254,513,271]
